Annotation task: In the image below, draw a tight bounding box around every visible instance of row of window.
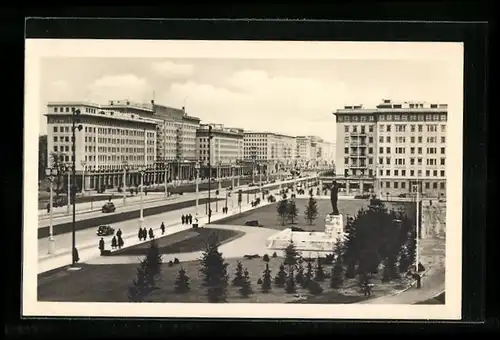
[345,146,446,155]
[383,181,446,190]
[344,123,446,134]
[338,113,447,123]
[377,169,446,177]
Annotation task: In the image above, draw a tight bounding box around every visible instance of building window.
[410,125,415,132]
[440,170,445,177]
[394,182,399,188]
[53,146,58,152]
[426,170,430,177]
[387,136,391,143]
[386,125,392,132]
[369,137,373,143]
[369,125,373,132]
[344,157,349,164]
[425,182,430,189]
[344,125,349,133]
[402,170,406,176]
[418,158,423,165]
[368,158,373,165]
[410,158,415,165]
[418,136,422,143]
[410,170,414,176]
[440,158,445,165]
[410,136,415,143]
[386,147,390,153]
[379,157,383,164]
[344,147,349,154]
[441,147,446,154]
[369,147,373,154]
[401,182,406,189]
[418,125,423,132]
[433,182,438,189]
[418,147,422,154]
[440,182,445,189]
[386,157,391,165]
[379,147,383,154]
[379,170,383,176]
[441,136,446,143]
[53,136,57,142]
[394,170,399,176]
[433,170,438,177]
[379,136,384,143]
[386,181,391,188]
[386,170,390,176]
[441,125,446,132]
[379,125,385,132]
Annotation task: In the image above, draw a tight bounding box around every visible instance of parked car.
[101,202,116,213]
[354,194,371,199]
[398,193,407,198]
[248,183,255,187]
[244,220,261,227]
[96,225,115,236]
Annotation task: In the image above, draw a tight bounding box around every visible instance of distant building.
[295,135,336,169]
[333,99,447,198]
[196,123,244,178]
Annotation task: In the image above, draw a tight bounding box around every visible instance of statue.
[330,181,339,215]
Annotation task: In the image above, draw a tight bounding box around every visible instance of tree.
[174,267,191,293]
[145,240,163,288]
[283,241,300,267]
[288,200,299,224]
[304,195,319,225]
[330,241,344,289]
[274,263,287,287]
[49,152,66,196]
[308,279,324,295]
[314,257,326,282]
[199,232,229,302]
[277,198,289,226]
[38,135,48,181]
[128,258,151,302]
[285,266,297,294]
[295,258,305,286]
[303,259,314,288]
[232,260,245,287]
[261,263,272,293]
[262,254,270,262]
[239,268,253,298]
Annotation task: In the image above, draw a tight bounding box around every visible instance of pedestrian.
[181,214,185,224]
[138,228,142,241]
[148,228,154,239]
[116,228,122,239]
[142,228,148,241]
[118,236,124,249]
[188,214,193,224]
[46,203,50,213]
[111,236,117,249]
[161,222,165,235]
[99,237,105,255]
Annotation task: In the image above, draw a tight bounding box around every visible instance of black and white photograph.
[23,39,463,320]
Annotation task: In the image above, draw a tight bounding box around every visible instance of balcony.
[349,164,368,169]
[349,131,367,137]
[350,153,367,158]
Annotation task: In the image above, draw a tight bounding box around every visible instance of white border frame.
[23,39,463,320]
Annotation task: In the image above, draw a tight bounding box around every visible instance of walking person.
[142,228,147,241]
[118,235,124,249]
[111,236,117,250]
[181,214,185,224]
[148,227,154,240]
[160,222,165,235]
[138,228,142,241]
[116,228,122,239]
[188,214,192,224]
[98,237,105,256]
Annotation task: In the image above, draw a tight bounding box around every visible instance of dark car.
[244,220,261,227]
[101,202,116,213]
[96,225,115,236]
[354,194,371,199]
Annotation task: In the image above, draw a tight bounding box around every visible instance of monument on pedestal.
[326,180,345,241]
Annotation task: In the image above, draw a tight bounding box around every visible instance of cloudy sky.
[39,57,461,141]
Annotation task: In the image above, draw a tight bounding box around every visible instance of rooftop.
[335,99,448,115]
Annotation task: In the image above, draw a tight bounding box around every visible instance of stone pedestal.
[325,214,344,240]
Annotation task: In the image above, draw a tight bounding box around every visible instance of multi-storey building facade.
[196,124,244,178]
[334,99,447,198]
[104,100,201,182]
[243,132,297,174]
[46,102,161,191]
[295,135,336,169]
[295,136,312,166]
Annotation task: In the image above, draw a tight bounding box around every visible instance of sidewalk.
[38,196,269,273]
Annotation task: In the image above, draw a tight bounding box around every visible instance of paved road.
[38,195,264,273]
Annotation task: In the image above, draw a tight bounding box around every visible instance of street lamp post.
[207,126,213,223]
[415,179,420,273]
[45,167,59,254]
[122,162,128,205]
[80,161,86,195]
[139,166,146,229]
[66,170,71,215]
[231,165,235,189]
[70,108,83,267]
[195,162,200,219]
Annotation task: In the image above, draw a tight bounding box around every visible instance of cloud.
[151,60,194,79]
[87,74,152,102]
[159,69,346,142]
[46,80,76,101]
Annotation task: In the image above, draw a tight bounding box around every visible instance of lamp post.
[231,165,235,189]
[414,179,421,273]
[70,108,83,267]
[80,161,86,195]
[139,166,146,229]
[164,160,169,197]
[122,162,128,205]
[195,162,200,219]
[66,169,71,215]
[207,126,213,223]
[45,167,59,254]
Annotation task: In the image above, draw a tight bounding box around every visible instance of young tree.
[145,240,163,288]
[273,263,287,287]
[49,152,65,196]
[261,263,272,293]
[308,279,324,295]
[238,268,253,298]
[262,254,270,262]
[285,266,296,294]
[330,241,344,289]
[277,198,289,226]
[304,195,319,225]
[314,257,326,282]
[283,241,300,268]
[303,259,314,288]
[232,260,245,287]
[199,232,229,303]
[128,258,151,302]
[288,200,299,224]
[174,267,191,293]
[295,258,305,286]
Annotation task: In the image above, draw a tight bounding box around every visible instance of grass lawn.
[38,256,412,303]
[214,198,415,232]
[110,227,245,257]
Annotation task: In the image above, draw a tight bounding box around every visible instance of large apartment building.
[296,135,336,169]
[243,131,297,174]
[334,99,448,198]
[196,123,245,178]
[45,101,161,191]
